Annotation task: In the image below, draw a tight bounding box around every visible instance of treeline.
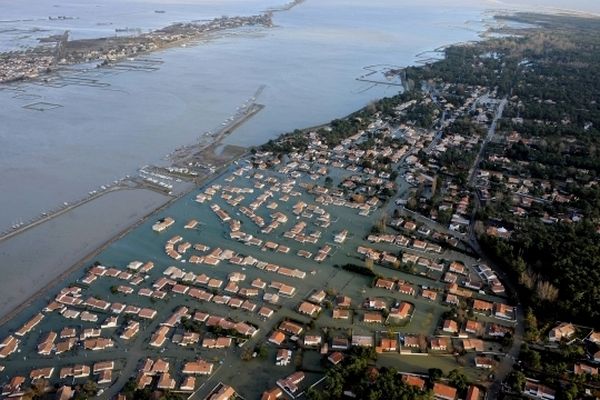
[405,43,519,96]
[480,221,600,327]
[260,129,309,154]
[259,89,438,154]
[410,13,600,328]
[305,348,431,400]
[120,379,186,400]
[339,263,377,277]
[504,140,600,176]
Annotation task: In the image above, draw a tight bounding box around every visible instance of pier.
[0,182,137,244]
[169,84,266,166]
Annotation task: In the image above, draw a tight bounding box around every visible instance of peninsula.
[0,13,272,84]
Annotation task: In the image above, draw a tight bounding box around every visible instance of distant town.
[0,14,272,84]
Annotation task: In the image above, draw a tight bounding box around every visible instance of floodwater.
[0,0,594,392]
[0,0,493,233]
[1,0,597,233]
[0,188,169,320]
[0,160,499,398]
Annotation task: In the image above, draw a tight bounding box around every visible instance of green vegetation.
[120,379,187,400]
[260,129,309,154]
[260,88,441,156]
[181,316,203,333]
[306,348,431,400]
[378,12,600,398]
[481,221,600,326]
[405,12,600,328]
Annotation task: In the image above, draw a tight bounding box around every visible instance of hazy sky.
[384,0,600,15]
[491,0,600,14]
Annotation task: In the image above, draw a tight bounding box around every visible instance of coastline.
[0,5,515,331]
[0,99,375,330]
[0,14,273,85]
[0,21,496,329]
[0,188,170,325]
[0,149,245,328]
[1,6,600,399]
[0,0,309,85]
[0,1,496,236]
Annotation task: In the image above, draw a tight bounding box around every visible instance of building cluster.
[0,99,520,400]
[0,14,273,84]
[0,51,55,83]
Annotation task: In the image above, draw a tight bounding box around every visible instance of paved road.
[467,97,508,187]
[394,194,525,396]
[462,95,523,397]
[422,84,452,155]
[400,89,522,396]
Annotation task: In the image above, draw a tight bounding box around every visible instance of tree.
[447,369,468,392]
[30,379,50,398]
[524,308,540,342]
[258,344,268,359]
[559,383,580,400]
[535,280,559,302]
[507,370,526,392]
[324,368,344,398]
[306,387,328,400]
[520,345,542,370]
[428,368,443,382]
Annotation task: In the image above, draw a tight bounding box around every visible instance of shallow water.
[2,0,598,233]
[0,0,492,232]
[0,158,507,397]
[0,188,169,320]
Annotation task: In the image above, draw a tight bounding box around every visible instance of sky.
[492,0,600,14]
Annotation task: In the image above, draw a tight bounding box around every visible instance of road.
[423,111,448,155]
[465,189,524,398]
[466,96,507,242]
[467,97,508,186]
[422,83,451,155]
[394,178,524,398]
[407,89,522,395]
[461,95,522,397]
